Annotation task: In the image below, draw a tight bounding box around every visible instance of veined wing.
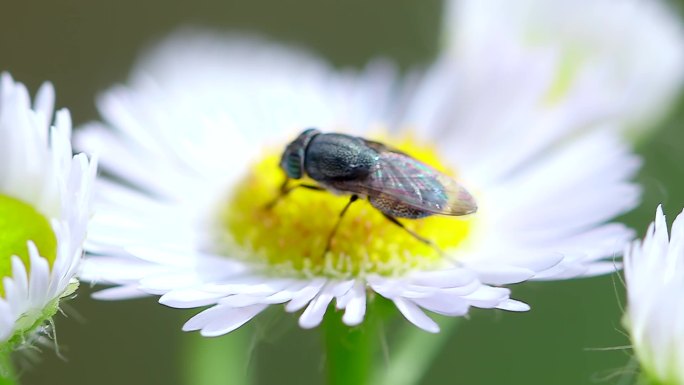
[342,150,478,216]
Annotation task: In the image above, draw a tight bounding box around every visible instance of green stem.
[0,349,16,385]
[181,324,253,385]
[322,314,374,385]
[323,300,387,385]
[372,317,461,385]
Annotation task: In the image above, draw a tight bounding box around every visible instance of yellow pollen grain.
[219,136,473,278]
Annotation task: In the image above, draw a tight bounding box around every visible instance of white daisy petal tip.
[92,286,149,301]
[624,205,684,384]
[394,298,440,334]
[78,28,640,336]
[341,309,365,327]
[0,73,95,349]
[496,299,530,312]
[340,283,367,326]
[184,304,267,337]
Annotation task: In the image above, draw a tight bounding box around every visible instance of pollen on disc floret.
[217,137,473,278]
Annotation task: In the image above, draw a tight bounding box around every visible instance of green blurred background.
[2,1,684,384]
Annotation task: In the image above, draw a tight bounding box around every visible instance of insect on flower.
[268,128,478,255]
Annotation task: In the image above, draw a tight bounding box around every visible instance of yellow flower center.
[0,194,57,297]
[218,137,474,278]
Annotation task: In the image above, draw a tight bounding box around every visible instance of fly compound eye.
[280,145,304,180]
[278,128,321,180]
[286,152,303,179]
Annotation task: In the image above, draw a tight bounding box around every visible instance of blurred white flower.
[624,206,684,385]
[0,73,96,349]
[443,0,684,138]
[77,31,639,335]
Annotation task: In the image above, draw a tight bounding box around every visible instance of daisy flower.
[624,206,684,385]
[443,0,684,138]
[77,31,640,335]
[0,73,96,351]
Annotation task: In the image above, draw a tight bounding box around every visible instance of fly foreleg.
[264,177,325,209]
[322,195,359,258]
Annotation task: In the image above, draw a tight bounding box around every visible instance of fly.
[268,128,478,256]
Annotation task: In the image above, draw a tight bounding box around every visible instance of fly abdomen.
[369,193,433,219]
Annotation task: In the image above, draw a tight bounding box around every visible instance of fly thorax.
[304,134,376,181]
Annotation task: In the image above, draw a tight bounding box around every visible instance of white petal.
[393,298,440,333]
[92,285,149,300]
[33,82,55,128]
[496,299,530,312]
[408,269,476,288]
[465,264,536,285]
[342,282,367,326]
[200,305,267,337]
[285,279,326,313]
[27,243,50,304]
[413,294,469,316]
[299,284,336,329]
[159,289,224,308]
[183,304,266,337]
[463,286,510,308]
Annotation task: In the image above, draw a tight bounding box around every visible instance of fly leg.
[322,195,358,257]
[381,213,445,256]
[264,177,325,209]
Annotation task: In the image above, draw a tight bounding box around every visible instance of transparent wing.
[343,150,478,216]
